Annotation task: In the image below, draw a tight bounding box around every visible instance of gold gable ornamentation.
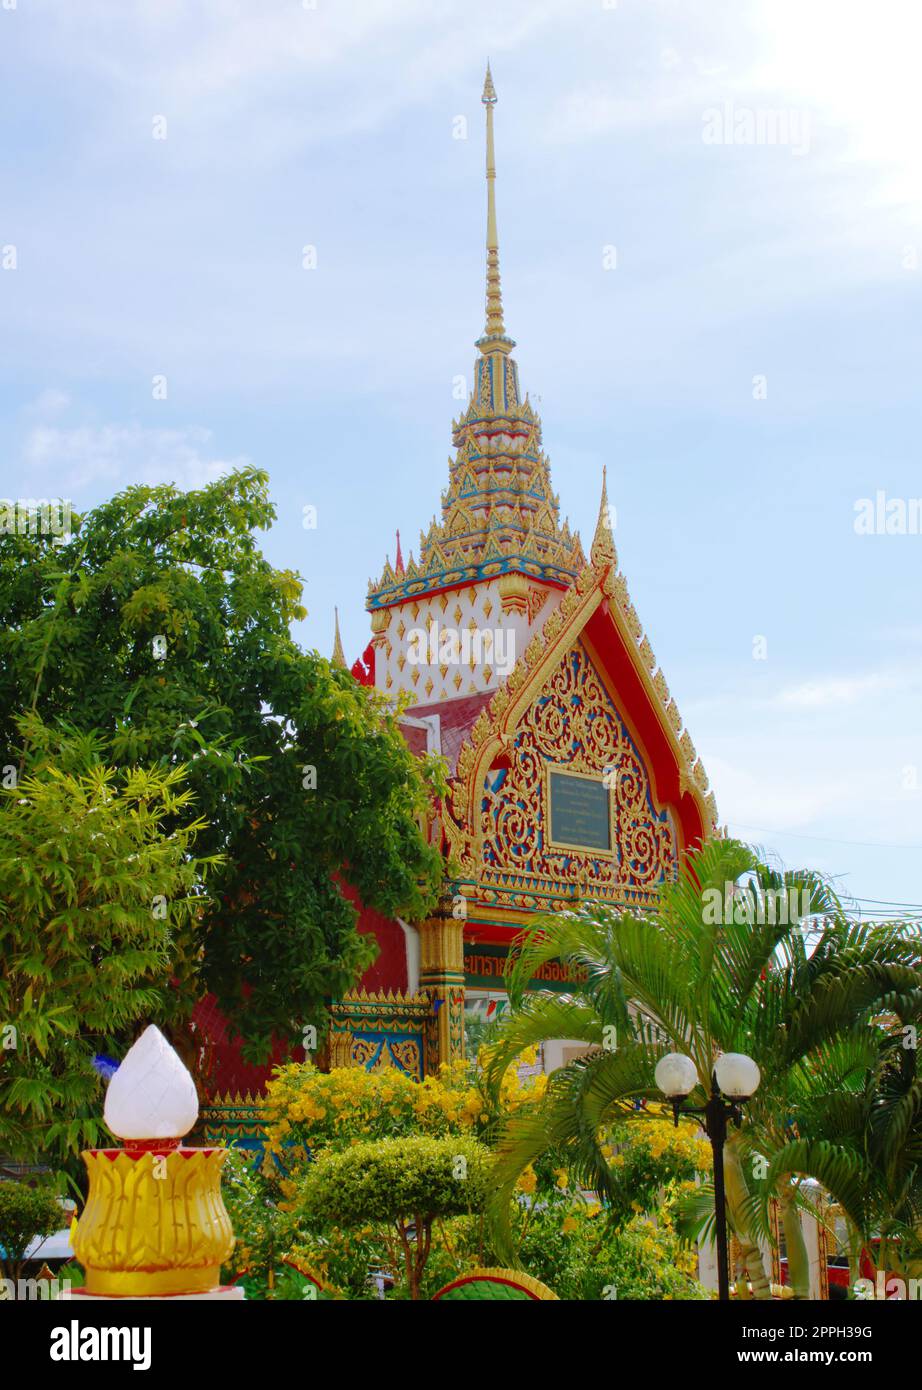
[441,564,719,886]
[475,640,677,902]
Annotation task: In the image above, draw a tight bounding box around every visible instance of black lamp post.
[655,1051,761,1302]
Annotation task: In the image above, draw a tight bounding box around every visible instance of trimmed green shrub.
[297,1134,491,1298]
[0,1181,62,1281]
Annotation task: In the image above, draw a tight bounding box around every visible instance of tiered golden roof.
[368,67,584,612]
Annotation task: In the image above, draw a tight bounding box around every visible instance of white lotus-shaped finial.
[104,1025,199,1141]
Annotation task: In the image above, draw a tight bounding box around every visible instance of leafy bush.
[296,1135,491,1298]
[0,1181,63,1281]
[220,1147,297,1285]
[230,1071,714,1299]
[299,1133,490,1226]
[490,1115,711,1300]
[603,1115,711,1225]
[518,1192,708,1301]
[265,1061,481,1162]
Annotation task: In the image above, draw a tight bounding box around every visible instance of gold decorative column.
[71,1025,239,1301]
[419,893,467,1072]
[328,1026,354,1069]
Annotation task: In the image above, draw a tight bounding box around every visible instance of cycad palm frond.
[482,835,922,1274]
[765,1139,871,1236]
[482,996,604,1097]
[487,1041,667,1262]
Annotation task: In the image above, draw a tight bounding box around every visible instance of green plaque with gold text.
[548,768,611,853]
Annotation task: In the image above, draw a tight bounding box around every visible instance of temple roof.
[360,69,718,879]
[368,67,584,614]
[403,690,494,773]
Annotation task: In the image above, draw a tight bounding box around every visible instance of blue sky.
[2,0,921,912]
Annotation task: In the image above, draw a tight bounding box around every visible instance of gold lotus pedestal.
[66,1026,243,1302]
[73,1142,235,1299]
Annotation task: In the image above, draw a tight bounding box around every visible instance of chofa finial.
[590,466,617,569]
[331,606,347,669]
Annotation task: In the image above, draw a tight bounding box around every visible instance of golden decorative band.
[84,1265,224,1298]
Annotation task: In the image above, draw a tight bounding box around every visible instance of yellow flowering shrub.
[264,1049,548,1173]
[511,1114,712,1302]
[254,1052,549,1299]
[601,1112,711,1230]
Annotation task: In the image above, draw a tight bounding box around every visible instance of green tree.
[483,838,921,1298]
[296,1134,490,1300]
[0,1181,63,1283]
[0,717,215,1172]
[0,469,445,1060]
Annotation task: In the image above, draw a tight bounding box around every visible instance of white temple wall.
[373,577,562,701]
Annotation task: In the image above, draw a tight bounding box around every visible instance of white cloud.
[24,389,71,418]
[750,0,922,207]
[773,672,902,710]
[704,752,852,831]
[22,423,247,491]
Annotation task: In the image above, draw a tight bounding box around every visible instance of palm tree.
[483,838,921,1298]
[760,1022,922,1289]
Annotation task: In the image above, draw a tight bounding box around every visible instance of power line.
[853,895,922,909]
[730,822,922,852]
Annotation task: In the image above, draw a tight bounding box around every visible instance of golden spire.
[590,466,617,569]
[480,62,508,349]
[366,69,587,614]
[331,607,347,669]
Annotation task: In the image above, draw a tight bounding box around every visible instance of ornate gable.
[442,560,718,934]
[479,639,677,905]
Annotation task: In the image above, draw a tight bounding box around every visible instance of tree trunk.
[395,1219,418,1300]
[847,1224,863,1293]
[414,1215,431,1299]
[723,1139,773,1299]
[779,1186,810,1299]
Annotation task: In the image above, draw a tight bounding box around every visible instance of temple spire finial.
[331,606,347,669]
[395,529,405,578]
[479,61,509,351]
[590,466,617,569]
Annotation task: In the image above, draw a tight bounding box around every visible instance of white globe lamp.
[714,1052,761,1101]
[654,1052,698,1100]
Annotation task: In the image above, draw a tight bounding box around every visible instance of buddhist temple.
[199,67,718,1137]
